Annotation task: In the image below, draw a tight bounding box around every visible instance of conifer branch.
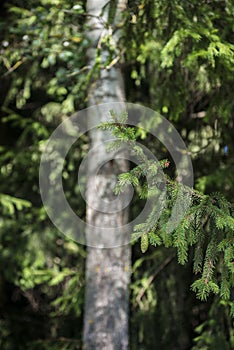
[99,111,234,310]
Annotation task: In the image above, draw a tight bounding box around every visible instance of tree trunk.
[83,1,130,349]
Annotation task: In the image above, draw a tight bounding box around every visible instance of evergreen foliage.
[0,0,234,348]
[101,112,234,315]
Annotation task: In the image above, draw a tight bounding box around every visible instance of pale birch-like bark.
[83,1,131,349]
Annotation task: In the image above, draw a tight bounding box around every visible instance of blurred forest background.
[0,0,234,349]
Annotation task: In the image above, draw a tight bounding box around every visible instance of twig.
[66,65,91,77]
[2,57,27,77]
[33,337,81,344]
[105,49,126,70]
[135,254,175,304]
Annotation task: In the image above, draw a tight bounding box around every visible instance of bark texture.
[84,1,131,349]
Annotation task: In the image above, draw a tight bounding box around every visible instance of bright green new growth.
[100,111,234,314]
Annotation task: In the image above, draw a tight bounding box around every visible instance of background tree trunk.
[84,1,131,349]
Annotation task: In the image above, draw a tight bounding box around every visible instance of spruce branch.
[99,111,234,306]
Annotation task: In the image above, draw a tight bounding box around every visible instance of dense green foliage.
[0,1,87,349]
[0,0,233,349]
[101,112,234,307]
